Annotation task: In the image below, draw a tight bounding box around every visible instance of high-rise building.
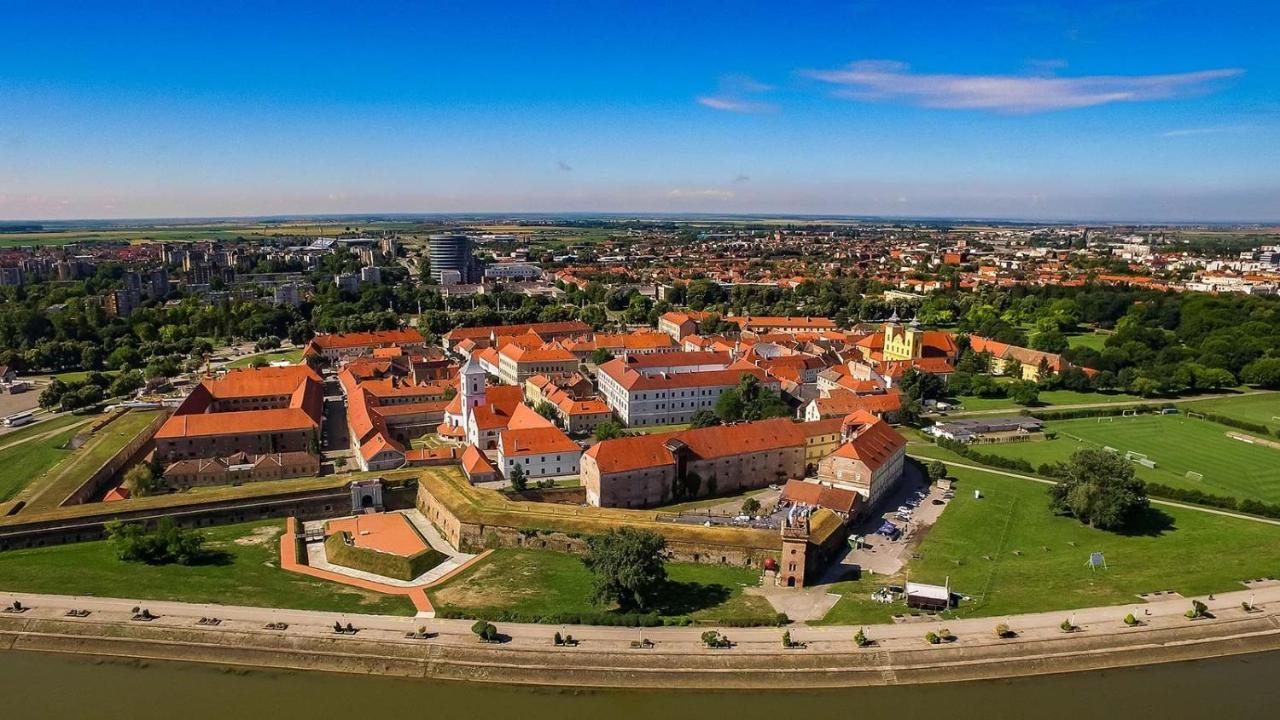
[427,234,480,285]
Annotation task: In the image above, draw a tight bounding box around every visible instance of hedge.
[1145,483,1280,520]
[1027,404,1172,421]
[934,437,1035,474]
[324,532,447,582]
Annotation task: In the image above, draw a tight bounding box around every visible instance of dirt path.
[0,417,90,454]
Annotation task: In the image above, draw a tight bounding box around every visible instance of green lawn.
[0,519,415,615]
[950,386,1142,413]
[51,370,119,384]
[20,410,162,510]
[226,348,304,369]
[820,464,1280,624]
[1181,392,1280,435]
[630,423,693,435]
[428,548,775,624]
[0,414,88,447]
[1066,332,1111,351]
[0,427,80,502]
[974,414,1280,503]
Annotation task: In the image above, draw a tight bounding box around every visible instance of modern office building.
[428,234,480,285]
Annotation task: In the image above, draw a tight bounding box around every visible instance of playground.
[970,413,1280,504]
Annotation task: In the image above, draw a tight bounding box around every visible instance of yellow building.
[882,314,925,361]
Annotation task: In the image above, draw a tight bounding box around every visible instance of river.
[0,649,1272,718]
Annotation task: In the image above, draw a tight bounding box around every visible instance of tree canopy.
[581,527,668,611]
[1047,449,1149,531]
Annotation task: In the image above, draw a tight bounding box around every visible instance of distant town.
[1,216,1279,686]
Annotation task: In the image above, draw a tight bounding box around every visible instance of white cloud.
[667,188,735,200]
[1159,126,1245,138]
[803,60,1243,113]
[697,75,778,114]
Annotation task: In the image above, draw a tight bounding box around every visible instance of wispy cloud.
[803,60,1243,113]
[696,75,778,114]
[667,188,735,200]
[1159,126,1246,138]
[733,174,751,183]
[556,160,573,171]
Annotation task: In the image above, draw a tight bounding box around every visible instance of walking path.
[279,517,491,616]
[2,581,1277,652]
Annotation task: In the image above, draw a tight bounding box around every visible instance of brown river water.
[0,649,1273,719]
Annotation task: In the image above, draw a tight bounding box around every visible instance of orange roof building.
[155,365,323,464]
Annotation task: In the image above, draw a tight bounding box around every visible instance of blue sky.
[1,1,1277,221]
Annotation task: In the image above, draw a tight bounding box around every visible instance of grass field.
[819,463,1280,625]
[428,548,775,624]
[631,423,692,435]
[0,519,415,615]
[226,348,304,369]
[1066,332,1111,351]
[1182,392,1280,435]
[19,410,161,511]
[0,414,88,447]
[50,370,119,384]
[973,414,1280,503]
[951,387,1142,413]
[0,427,80,502]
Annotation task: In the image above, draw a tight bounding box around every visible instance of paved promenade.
[3,581,1277,653]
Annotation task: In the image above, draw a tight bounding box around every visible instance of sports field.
[819,464,1280,624]
[1181,392,1280,435]
[977,414,1280,503]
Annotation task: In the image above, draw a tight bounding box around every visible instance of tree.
[714,374,790,423]
[689,409,720,429]
[898,367,945,404]
[594,421,624,441]
[1047,449,1149,531]
[533,400,559,424]
[589,347,614,366]
[1241,358,1280,389]
[926,461,948,481]
[741,497,762,516]
[105,517,206,565]
[508,463,527,492]
[122,464,162,497]
[1029,329,1068,354]
[582,527,668,611]
[1006,380,1040,406]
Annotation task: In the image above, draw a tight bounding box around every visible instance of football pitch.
[977,413,1280,503]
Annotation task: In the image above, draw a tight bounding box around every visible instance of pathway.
[3,582,1278,652]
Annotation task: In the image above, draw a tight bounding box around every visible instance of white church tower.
[458,354,487,429]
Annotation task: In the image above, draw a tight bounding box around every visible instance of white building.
[497,426,582,480]
[595,357,779,427]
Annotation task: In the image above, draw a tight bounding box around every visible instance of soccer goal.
[1186,471,1204,482]
[1186,411,1206,420]
[1121,409,1140,417]
[1097,416,1114,422]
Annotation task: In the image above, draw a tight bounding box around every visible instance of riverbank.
[2,587,1279,688]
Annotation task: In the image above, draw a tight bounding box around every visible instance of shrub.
[1123,613,1138,626]
[995,623,1011,638]
[1060,619,1075,633]
[1186,600,1208,619]
[781,630,792,648]
[105,518,206,565]
[924,631,940,645]
[854,628,869,647]
[554,631,563,646]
